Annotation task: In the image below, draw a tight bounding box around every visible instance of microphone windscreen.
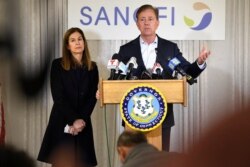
[112,53,119,59]
[141,70,152,79]
[126,57,138,69]
[168,57,181,70]
[152,63,163,74]
[107,59,119,69]
[118,62,127,74]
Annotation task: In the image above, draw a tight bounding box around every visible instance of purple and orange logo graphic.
[184,2,212,30]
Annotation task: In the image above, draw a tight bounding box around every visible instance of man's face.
[136,9,159,38]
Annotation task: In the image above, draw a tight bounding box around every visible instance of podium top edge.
[101,79,185,83]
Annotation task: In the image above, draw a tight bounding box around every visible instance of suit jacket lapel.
[156,36,166,65]
[131,36,147,72]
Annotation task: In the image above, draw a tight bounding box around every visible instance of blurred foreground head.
[49,144,87,167]
[176,104,250,167]
[0,0,51,98]
[0,144,35,167]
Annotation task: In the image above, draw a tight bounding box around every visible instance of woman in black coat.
[37,27,99,167]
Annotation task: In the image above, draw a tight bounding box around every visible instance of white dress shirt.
[140,36,158,72]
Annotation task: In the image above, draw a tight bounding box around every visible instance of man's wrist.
[196,59,206,69]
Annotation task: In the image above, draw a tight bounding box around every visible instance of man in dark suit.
[117,4,210,151]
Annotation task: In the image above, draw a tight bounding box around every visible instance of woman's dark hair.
[62,27,93,71]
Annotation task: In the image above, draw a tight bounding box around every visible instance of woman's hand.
[96,90,100,100]
[69,119,86,135]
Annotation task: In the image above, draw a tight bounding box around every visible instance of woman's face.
[67,31,84,55]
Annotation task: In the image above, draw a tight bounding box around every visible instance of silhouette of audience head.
[117,130,181,167]
[117,130,147,163]
[0,144,35,167]
[175,104,250,167]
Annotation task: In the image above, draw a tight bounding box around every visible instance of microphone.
[113,66,121,80]
[116,61,127,80]
[152,63,163,79]
[125,57,138,80]
[141,70,152,79]
[168,57,197,85]
[107,54,119,80]
[155,48,173,79]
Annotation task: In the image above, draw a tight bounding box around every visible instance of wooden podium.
[99,78,187,150]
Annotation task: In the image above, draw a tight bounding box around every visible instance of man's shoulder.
[120,36,140,48]
[158,36,177,46]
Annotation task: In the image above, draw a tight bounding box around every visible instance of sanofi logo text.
[79,6,176,26]
[183,2,212,31]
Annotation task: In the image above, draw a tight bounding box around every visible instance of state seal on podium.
[120,84,167,132]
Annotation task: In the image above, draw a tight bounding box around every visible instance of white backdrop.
[0,0,249,167]
[68,0,225,40]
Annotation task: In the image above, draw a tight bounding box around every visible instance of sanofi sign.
[68,0,225,40]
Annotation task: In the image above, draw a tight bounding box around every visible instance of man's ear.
[117,147,127,164]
